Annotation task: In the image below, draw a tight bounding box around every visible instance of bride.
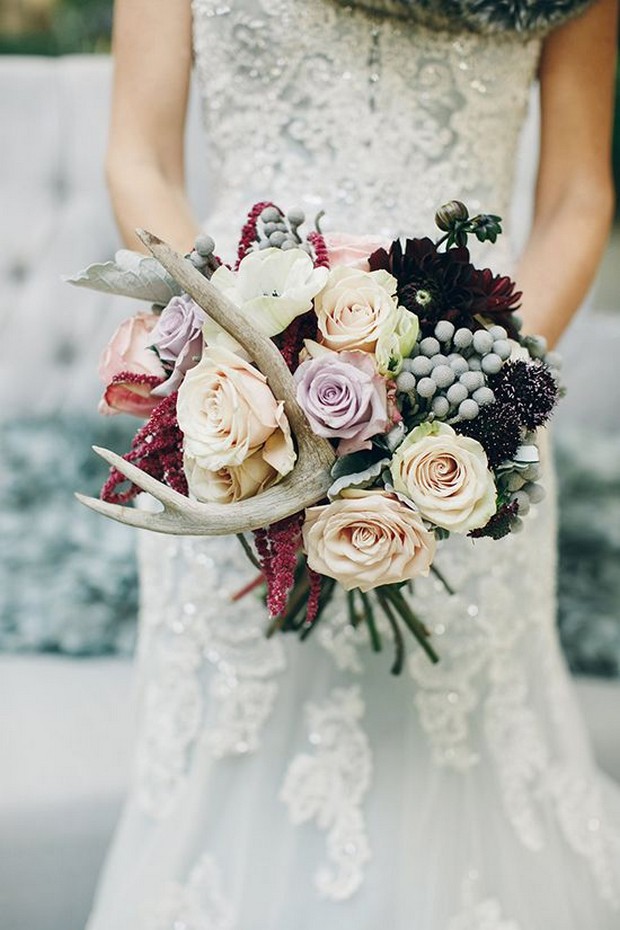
[88,1,620,928]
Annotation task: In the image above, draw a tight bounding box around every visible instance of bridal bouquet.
[70,200,561,673]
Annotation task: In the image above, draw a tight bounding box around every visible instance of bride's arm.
[106,0,199,253]
[514,0,618,347]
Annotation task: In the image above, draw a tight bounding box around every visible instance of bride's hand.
[106,0,199,254]
[514,0,617,348]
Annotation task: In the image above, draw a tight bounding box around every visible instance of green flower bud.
[435,200,469,231]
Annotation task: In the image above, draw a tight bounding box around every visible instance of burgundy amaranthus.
[101,392,188,504]
[253,513,304,618]
[307,230,330,269]
[236,200,278,268]
[305,568,323,626]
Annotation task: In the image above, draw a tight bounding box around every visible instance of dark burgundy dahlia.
[369,237,522,337]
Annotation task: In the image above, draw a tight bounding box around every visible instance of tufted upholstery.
[0,54,208,417]
[0,54,618,930]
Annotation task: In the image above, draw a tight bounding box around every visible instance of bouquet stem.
[358,590,383,653]
[381,586,440,665]
[375,590,404,675]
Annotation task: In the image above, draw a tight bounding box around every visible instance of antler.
[76,230,336,535]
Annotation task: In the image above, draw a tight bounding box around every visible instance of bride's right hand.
[106,0,200,254]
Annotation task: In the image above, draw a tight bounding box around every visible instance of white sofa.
[1,54,619,930]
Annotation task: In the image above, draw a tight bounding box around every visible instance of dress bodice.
[191,0,548,266]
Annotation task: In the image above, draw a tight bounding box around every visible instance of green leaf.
[328,453,390,500]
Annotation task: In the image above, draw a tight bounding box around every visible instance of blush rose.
[302,490,436,592]
[97,312,165,417]
[323,232,392,271]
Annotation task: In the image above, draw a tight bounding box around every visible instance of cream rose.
[390,422,496,534]
[302,490,436,592]
[177,345,296,479]
[184,445,284,504]
[206,247,329,353]
[314,266,400,353]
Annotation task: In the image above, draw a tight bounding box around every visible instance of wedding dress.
[86,2,620,928]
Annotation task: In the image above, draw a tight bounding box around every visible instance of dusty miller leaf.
[64,249,183,305]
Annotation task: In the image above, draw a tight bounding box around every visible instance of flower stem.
[382,586,440,665]
[375,590,404,675]
[236,533,262,571]
[230,572,265,602]
[358,590,382,653]
[430,564,455,596]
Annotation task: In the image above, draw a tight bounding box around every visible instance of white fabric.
[82,3,620,927]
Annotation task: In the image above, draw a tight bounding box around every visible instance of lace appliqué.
[142,853,236,930]
[545,767,620,909]
[448,872,521,930]
[279,685,372,900]
[134,530,285,818]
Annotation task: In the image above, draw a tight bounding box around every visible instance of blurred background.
[0,3,619,930]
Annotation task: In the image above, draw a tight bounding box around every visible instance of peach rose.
[314,266,400,353]
[302,490,436,592]
[323,232,392,271]
[390,422,497,534]
[97,312,165,416]
[176,345,296,478]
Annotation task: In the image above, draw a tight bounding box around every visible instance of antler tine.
[75,231,336,536]
[76,448,334,536]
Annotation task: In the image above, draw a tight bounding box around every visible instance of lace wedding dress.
[86,2,620,928]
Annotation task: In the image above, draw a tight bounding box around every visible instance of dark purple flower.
[369,237,521,337]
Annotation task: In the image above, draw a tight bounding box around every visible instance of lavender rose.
[294,350,390,455]
[150,294,205,395]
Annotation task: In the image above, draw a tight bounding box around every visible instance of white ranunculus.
[205,247,329,352]
[390,422,497,534]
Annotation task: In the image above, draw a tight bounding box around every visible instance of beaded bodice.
[191,0,549,266]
